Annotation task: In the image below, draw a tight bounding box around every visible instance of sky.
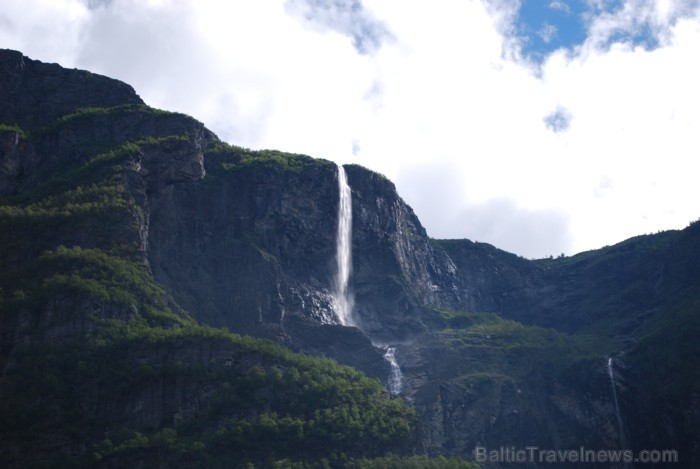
[2,0,699,258]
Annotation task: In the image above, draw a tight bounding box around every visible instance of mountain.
[1,49,698,468]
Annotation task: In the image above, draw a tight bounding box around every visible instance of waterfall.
[383,347,405,395]
[333,164,354,326]
[607,357,629,450]
[331,165,405,395]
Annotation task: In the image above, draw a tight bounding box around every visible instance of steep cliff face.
[0,49,145,196]
[344,165,461,341]
[1,50,698,467]
[143,149,392,378]
[145,154,462,344]
[143,146,471,374]
[0,50,424,468]
[441,227,700,336]
[147,151,338,330]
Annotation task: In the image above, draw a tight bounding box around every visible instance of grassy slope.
[425,307,616,398]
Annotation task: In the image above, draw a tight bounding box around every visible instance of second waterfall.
[333,164,354,326]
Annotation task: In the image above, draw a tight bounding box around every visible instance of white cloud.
[284,0,393,54]
[549,1,572,14]
[1,0,699,258]
[543,106,573,132]
[584,0,700,49]
[539,23,559,44]
[0,0,88,64]
[536,9,700,253]
[395,161,573,258]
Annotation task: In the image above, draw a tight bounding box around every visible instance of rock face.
[0,50,142,130]
[344,165,462,341]
[146,155,458,341]
[1,50,699,467]
[148,154,338,330]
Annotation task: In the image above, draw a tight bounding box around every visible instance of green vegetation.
[427,307,615,385]
[209,142,331,173]
[0,177,127,218]
[534,230,678,268]
[35,104,178,135]
[39,245,175,313]
[0,206,425,467]
[1,312,421,467]
[0,131,192,237]
[0,123,28,137]
[2,141,137,208]
[629,284,700,396]
[346,163,391,182]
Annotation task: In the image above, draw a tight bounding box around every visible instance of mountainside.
[1,50,698,468]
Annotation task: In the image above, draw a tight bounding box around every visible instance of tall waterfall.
[607,357,628,450]
[383,347,405,395]
[332,165,405,395]
[333,164,354,326]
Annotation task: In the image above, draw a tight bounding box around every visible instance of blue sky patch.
[513,0,664,61]
[516,0,589,59]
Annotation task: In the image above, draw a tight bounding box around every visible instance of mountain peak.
[0,49,143,131]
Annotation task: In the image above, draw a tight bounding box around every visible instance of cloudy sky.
[2,0,699,258]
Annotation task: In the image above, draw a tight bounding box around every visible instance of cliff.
[0,50,428,468]
[1,50,698,467]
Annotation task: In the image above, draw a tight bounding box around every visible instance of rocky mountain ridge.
[1,49,698,467]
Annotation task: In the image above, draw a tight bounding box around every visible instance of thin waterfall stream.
[607,357,629,451]
[383,347,405,395]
